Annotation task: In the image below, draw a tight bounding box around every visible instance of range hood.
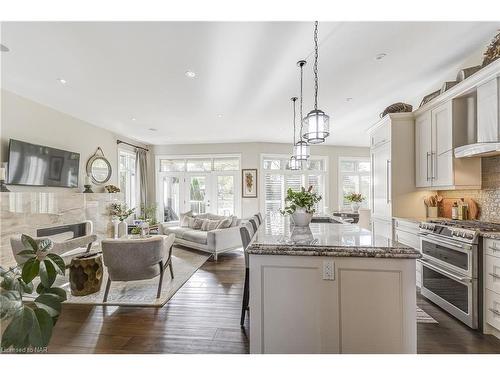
[454,142,500,158]
[454,77,500,158]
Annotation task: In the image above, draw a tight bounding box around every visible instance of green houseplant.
[0,234,67,352]
[344,192,365,213]
[280,186,322,227]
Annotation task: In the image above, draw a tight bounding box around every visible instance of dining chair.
[239,221,255,327]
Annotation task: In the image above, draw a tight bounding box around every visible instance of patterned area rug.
[417,306,438,324]
[25,247,210,307]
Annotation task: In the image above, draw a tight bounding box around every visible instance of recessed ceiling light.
[148,128,158,132]
[185,70,196,78]
[375,53,387,61]
[217,114,223,118]
[131,117,137,121]
[57,78,67,85]
[0,44,9,52]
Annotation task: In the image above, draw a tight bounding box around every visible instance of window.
[119,150,136,209]
[338,157,370,209]
[261,155,327,217]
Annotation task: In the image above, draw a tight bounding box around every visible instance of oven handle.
[419,233,472,252]
[418,259,472,283]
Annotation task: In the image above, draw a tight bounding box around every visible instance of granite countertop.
[481,232,500,240]
[247,216,421,259]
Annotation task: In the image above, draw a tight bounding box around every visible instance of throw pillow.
[229,215,239,227]
[216,217,232,229]
[201,219,221,231]
[180,215,191,227]
[179,210,194,222]
[190,217,204,230]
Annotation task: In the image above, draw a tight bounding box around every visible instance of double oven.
[418,225,479,329]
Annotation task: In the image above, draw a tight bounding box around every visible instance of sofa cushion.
[182,230,208,245]
[163,226,192,239]
[216,217,232,229]
[201,219,221,231]
[230,215,240,227]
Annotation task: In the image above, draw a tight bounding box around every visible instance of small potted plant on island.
[344,192,365,213]
[109,202,135,238]
[280,186,322,227]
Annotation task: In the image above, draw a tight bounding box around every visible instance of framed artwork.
[242,169,257,198]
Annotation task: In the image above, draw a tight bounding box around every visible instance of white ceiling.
[1,22,498,147]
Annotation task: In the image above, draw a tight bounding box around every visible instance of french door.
[159,172,240,222]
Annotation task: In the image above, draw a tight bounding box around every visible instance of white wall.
[0,90,150,193]
[152,142,369,218]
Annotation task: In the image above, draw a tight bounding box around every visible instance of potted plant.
[0,235,66,352]
[344,192,365,213]
[109,202,135,237]
[280,186,322,227]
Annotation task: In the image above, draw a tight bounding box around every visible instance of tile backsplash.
[439,156,500,223]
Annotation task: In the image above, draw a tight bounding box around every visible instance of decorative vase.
[118,220,128,237]
[112,218,120,239]
[291,208,313,227]
[350,203,361,213]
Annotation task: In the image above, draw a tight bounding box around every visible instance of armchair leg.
[86,242,92,253]
[103,277,111,302]
[169,261,174,279]
[213,252,218,262]
[157,261,164,299]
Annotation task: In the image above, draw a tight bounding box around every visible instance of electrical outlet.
[322,260,335,280]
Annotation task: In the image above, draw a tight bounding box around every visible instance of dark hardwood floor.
[48,250,500,354]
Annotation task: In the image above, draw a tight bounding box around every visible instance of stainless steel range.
[418,220,500,329]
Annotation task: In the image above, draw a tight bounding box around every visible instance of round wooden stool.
[69,252,103,296]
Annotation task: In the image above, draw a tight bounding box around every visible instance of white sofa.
[159,213,242,261]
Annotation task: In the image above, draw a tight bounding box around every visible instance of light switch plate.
[323,260,335,280]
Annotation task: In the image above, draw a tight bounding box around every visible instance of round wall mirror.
[86,147,112,185]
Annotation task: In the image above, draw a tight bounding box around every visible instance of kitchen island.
[247,217,421,354]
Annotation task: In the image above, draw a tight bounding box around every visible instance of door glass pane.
[358,161,370,172]
[307,160,324,171]
[163,176,180,222]
[213,158,240,171]
[263,159,282,170]
[189,176,207,214]
[217,175,234,216]
[264,174,283,214]
[340,161,355,172]
[160,159,185,172]
[422,266,468,313]
[186,159,211,172]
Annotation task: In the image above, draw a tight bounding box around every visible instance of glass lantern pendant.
[295,60,310,160]
[289,155,301,170]
[302,21,330,144]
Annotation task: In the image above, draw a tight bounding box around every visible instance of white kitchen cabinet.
[393,218,422,287]
[368,113,428,223]
[477,78,500,143]
[414,100,481,189]
[371,141,391,219]
[483,238,500,340]
[415,111,432,187]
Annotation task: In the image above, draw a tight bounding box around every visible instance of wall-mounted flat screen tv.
[7,139,80,188]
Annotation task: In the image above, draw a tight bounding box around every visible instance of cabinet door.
[415,111,432,187]
[431,102,454,187]
[477,78,499,143]
[371,142,391,219]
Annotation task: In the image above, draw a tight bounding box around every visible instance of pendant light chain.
[299,61,305,137]
[313,20,319,110]
[292,97,297,145]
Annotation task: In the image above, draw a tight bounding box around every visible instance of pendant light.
[289,97,301,170]
[293,60,310,161]
[302,21,330,144]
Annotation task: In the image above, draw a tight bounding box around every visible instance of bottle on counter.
[451,201,459,220]
[457,198,468,220]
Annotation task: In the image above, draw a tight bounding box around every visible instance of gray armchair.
[101,234,175,302]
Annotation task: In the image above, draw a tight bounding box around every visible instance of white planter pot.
[350,203,361,213]
[291,208,313,227]
[427,207,438,218]
[118,221,128,237]
[112,219,120,239]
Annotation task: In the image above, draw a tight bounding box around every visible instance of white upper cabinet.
[477,77,500,143]
[415,111,432,187]
[414,100,481,189]
[371,141,391,219]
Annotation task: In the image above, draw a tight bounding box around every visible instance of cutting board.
[440,198,479,219]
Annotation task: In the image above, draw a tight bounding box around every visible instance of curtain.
[135,148,148,212]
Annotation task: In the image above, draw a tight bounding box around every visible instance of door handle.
[489,273,500,280]
[426,152,430,181]
[386,160,391,204]
[431,151,436,180]
[489,308,500,317]
[490,245,500,253]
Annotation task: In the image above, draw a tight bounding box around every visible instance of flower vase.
[291,207,313,227]
[118,221,128,238]
[350,203,361,213]
[112,219,120,239]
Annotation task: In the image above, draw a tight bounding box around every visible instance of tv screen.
[7,139,80,188]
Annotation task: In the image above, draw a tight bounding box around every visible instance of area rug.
[416,306,438,324]
[25,247,209,307]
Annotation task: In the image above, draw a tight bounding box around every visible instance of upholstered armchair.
[101,234,175,302]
